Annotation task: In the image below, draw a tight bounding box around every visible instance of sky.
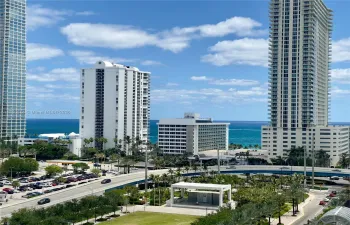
[25,0,350,122]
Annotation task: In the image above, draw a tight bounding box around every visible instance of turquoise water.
[26,119,267,146]
[26,119,350,146]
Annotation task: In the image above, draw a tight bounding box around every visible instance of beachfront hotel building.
[262,0,350,165]
[158,113,229,155]
[80,61,150,151]
[0,0,26,138]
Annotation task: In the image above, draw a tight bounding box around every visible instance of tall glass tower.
[261,0,350,166]
[0,0,26,138]
[268,0,332,129]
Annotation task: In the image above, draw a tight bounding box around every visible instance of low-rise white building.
[158,113,229,155]
[261,126,350,166]
[18,132,83,157]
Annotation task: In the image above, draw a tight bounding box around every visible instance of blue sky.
[26,0,350,122]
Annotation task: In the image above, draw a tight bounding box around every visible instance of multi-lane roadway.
[1,165,349,218]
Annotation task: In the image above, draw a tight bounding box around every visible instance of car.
[43,189,53,194]
[38,198,50,205]
[323,198,330,202]
[332,191,337,195]
[332,169,342,172]
[226,165,236,169]
[101,179,111,184]
[329,193,336,198]
[66,184,76,188]
[3,181,11,185]
[32,192,42,196]
[0,183,3,187]
[319,200,326,205]
[2,188,12,193]
[330,176,340,180]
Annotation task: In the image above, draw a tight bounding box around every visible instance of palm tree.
[338,153,349,168]
[124,136,131,156]
[149,174,156,205]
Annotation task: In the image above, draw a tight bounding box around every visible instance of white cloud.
[141,60,163,66]
[27,43,64,61]
[331,68,350,84]
[202,38,268,67]
[331,86,350,96]
[210,79,260,86]
[152,86,267,104]
[191,76,260,86]
[27,68,79,82]
[27,84,79,102]
[166,82,179,87]
[60,17,265,53]
[27,5,95,30]
[44,84,79,89]
[69,50,134,64]
[191,76,211,81]
[332,38,350,63]
[75,11,96,16]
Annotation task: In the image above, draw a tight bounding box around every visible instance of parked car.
[2,188,12,193]
[323,198,330,202]
[332,190,337,195]
[332,169,342,172]
[329,193,336,198]
[38,198,50,205]
[319,200,326,205]
[101,179,111,184]
[3,181,11,185]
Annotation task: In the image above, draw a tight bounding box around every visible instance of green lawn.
[99,212,199,225]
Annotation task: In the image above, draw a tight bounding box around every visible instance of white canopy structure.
[170,182,232,209]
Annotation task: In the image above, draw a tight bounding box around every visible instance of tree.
[104,190,124,216]
[0,157,39,177]
[72,163,89,173]
[12,180,20,189]
[338,153,349,168]
[45,165,63,177]
[91,168,101,177]
[315,149,330,167]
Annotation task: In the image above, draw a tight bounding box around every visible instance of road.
[293,186,344,225]
[1,165,349,218]
[0,169,168,218]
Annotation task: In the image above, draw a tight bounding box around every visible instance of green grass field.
[99,212,199,225]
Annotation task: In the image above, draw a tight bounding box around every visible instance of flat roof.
[171,182,231,191]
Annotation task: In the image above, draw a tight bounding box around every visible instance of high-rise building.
[80,61,150,152]
[0,0,26,138]
[158,113,229,155]
[262,0,349,165]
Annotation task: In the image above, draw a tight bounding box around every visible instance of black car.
[38,198,50,205]
[101,179,111,184]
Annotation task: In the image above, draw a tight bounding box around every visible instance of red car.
[319,201,326,205]
[3,188,12,193]
[329,193,336,198]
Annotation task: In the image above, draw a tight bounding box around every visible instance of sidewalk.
[271,193,316,225]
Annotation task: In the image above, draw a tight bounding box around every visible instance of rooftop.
[171,182,231,191]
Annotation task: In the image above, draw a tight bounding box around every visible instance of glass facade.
[0,0,26,138]
[268,0,332,128]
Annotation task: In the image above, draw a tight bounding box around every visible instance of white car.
[324,198,330,202]
[3,181,11,185]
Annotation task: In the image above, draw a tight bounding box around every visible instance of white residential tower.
[80,61,150,151]
[262,0,349,165]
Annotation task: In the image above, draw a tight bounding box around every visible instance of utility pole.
[217,145,220,174]
[303,146,307,189]
[312,134,315,189]
[145,146,148,194]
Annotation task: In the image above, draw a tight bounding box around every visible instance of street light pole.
[217,146,220,174]
[145,146,148,195]
[312,134,315,189]
[304,146,307,189]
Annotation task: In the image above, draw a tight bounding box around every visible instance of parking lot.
[0,170,122,206]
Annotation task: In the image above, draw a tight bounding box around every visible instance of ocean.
[26,119,350,146]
